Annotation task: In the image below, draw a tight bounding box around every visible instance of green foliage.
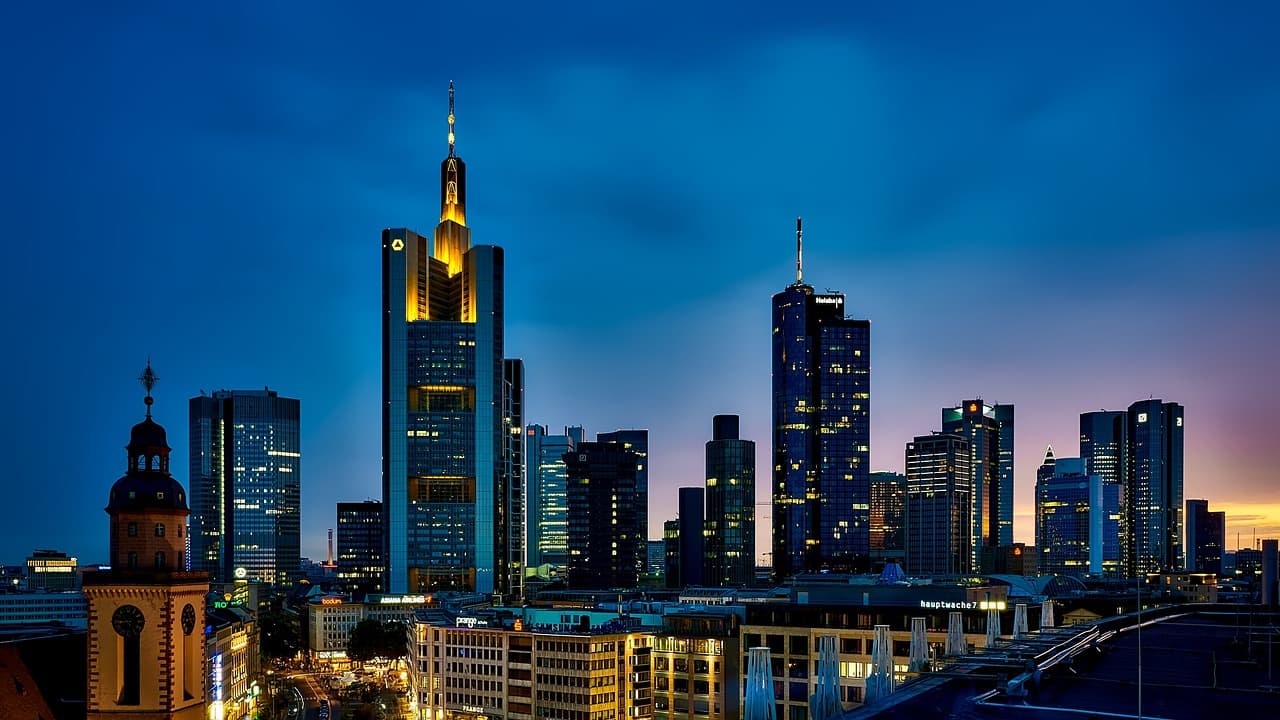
[347,620,408,664]
[258,610,301,661]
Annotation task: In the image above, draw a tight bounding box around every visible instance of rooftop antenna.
[323,529,338,570]
[448,80,456,158]
[796,216,803,284]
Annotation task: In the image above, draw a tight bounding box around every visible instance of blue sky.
[3,2,1279,565]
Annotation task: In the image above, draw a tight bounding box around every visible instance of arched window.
[136,456,145,470]
[154,552,165,569]
[150,456,160,470]
[155,524,165,537]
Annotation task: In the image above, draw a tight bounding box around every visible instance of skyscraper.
[869,471,906,563]
[1036,457,1120,577]
[84,366,207,720]
[336,500,384,597]
[382,84,519,595]
[189,389,301,586]
[1128,399,1185,574]
[564,442,641,589]
[704,414,756,587]
[525,424,583,580]
[772,219,871,579]
[904,433,971,576]
[597,429,649,577]
[1186,499,1226,574]
[677,487,706,588]
[942,400,1014,570]
[502,359,525,598]
[1080,411,1129,570]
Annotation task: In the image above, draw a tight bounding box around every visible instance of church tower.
[84,363,209,720]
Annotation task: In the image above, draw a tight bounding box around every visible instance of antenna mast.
[796,217,803,284]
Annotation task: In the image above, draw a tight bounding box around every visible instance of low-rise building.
[309,593,475,669]
[408,608,656,720]
[1154,572,1219,603]
[0,591,87,628]
[206,605,260,720]
[652,607,741,720]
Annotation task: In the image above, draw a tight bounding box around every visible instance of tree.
[347,620,407,665]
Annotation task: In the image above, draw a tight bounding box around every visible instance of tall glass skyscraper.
[1128,399,1184,574]
[1080,410,1129,569]
[525,424,583,580]
[382,84,520,596]
[1035,457,1120,577]
[337,500,383,597]
[564,442,641,589]
[772,220,871,578]
[904,433,971,576]
[189,389,301,586]
[597,429,649,577]
[704,415,755,587]
[869,471,906,562]
[942,400,1014,570]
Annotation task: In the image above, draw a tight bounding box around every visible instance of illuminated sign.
[1176,417,1183,427]
[379,595,427,604]
[1137,413,1148,423]
[919,600,977,610]
[457,616,489,628]
[462,706,486,714]
[234,567,248,579]
[321,597,343,606]
[211,653,223,701]
[513,618,524,631]
[814,296,842,305]
[391,237,405,252]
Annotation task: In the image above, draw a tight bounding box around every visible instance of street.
[289,673,339,720]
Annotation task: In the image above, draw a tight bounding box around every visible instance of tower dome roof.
[107,361,189,513]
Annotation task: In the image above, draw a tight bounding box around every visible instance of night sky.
[4,3,1279,566]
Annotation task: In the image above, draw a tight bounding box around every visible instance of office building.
[598,429,650,577]
[647,540,666,581]
[1035,457,1120,577]
[565,442,642,589]
[24,550,78,592]
[678,487,706,588]
[83,366,208,720]
[703,415,755,587]
[306,593,441,668]
[869,472,906,562]
[205,606,260,720]
[653,607,740,720]
[189,389,301,586]
[382,84,520,595]
[503,359,525,599]
[1186,499,1226,575]
[407,608,655,720]
[1128,400,1184,574]
[772,219,871,579]
[336,500,384,597]
[664,520,681,590]
[0,592,88,628]
[1079,410,1130,571]
[526,425,584,581]
[942,400,1014,569]
[904,433,972,576]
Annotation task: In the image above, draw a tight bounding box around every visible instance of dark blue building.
[564,442,641,589]
[771,220,871,579]
[1035,457,1120,577]
[1128,399,1184,574]
[942,399,1014,571]
[704,415,756,586]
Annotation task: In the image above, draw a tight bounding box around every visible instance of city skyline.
[5,4,1280,567]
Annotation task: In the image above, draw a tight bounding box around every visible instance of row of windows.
[125,523,181,538]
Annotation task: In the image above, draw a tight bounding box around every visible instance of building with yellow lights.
[382,82,523,598]
[205,606,260,720]
[408,608,657,720]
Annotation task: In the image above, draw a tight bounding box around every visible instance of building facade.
[84,370,208,720]
[337,500,384,597]
[772,228,871,579]
[941,400,1014,570]
[652,608,740,720]
[703,415,756,587]
[904,433,972,576]
[503,360,526,599]
[1128,400,1185,574]
[1186,499,1226,575]
[382,84,519,596]
[189,389,301,586]
[526,425,584,581]
[597,429,650,578]
[1035,457,1120,577]
[0,592,87,628]
[205,606,260,720]
[868,472,905,563]
[407,611,654,720]
[1079,410,1130,573]
[678,488,706,589]
[24,550,78,592]
[565,442,641,589]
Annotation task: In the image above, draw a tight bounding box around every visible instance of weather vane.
[139,359,158,417]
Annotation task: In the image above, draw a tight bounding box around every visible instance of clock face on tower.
[112,604,145,638]
[182,604,196,635]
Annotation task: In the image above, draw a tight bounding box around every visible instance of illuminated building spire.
[448,80,456,158]
[796,216,804,285]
